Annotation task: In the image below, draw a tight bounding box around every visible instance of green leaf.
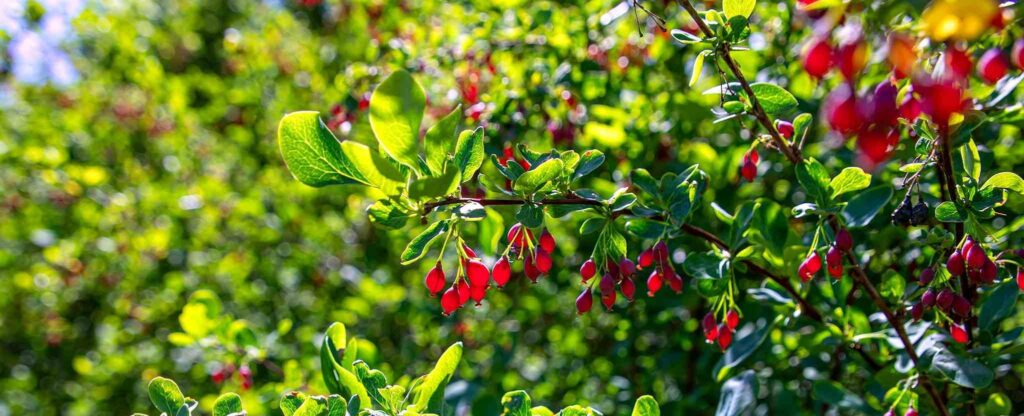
[714,318,773,380]
[148,377,185,415]
[960,138,981,182]
[751,199,788,257]
[792,113,812,141]
[325,395,347,416]
[981,172,1024,194]
[454,202,486,221]
[367,199,412,229]
[293,396,329,416]
[796,158,831,203]
[982,393,1012,416]
[631,169,659,199]
[625,219,668,239]
[408,165,460,201]
[212,393,243,416]
[353,362,388,409]
[979,281,1018,330]
[424,105,461,175]
[400,220,450,265]
[514,159,564,194]
[492,154,525,181]
[280,392,307,416]
[320,324,370,407]
[841,185,893,227]
[609,192,637,212]
[670,29,703,44]
[715,370,757,416]
[369,69,426,173]
[278,111,363,187]
[501,391,532,416]
[727,202,756,249]
[411,342,463,412]
[748,83,797,116]
[723,0,756,18]
[690,50,711,87]
[516,204,544,228]
[684,252,729,298]
[934,201,967,223]
[829,167,871,199]
[453,128,484,182]
[580,218,606,235]
[879,270,905,300]
[574,150,605,181]
[631,395,660,416]
[812,381,875,413]
[931,348,993,389]
[340,141,406,195]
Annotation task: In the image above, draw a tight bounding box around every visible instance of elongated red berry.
[824,85,861,134]
[950,323,968,344]
[910,302,924,321]
[978,48,1008,84]
[535,249,552,274]
[802,38,832,79]
[647,271,663,296]
[899,90,921,121]
[524,255,540,283]
[835,228,853,252]
[922,289,936,307]
[654,240,669,262]
[425,262,446,296]
[798,252,822,282]
[905,407,918,416]
[917,76,964,126]
[539,229,555,253]
[776,120,794,139]
[456,280,470,306]
[507,223,533,248]
[726,310,739,330]
[637,249,655,269]
[1017,269,1024,291]
[469,283,487,306]
[441,287,460,316]
[461,242,477,259]
[665,267,683,293]
[870,81,899,127]
[952,295,970,317]
[947,250,965,276]
[740,151,758,182]
[981,260,997,284]
[619,258,636,277]
[945,46,972,80]
[858,128,897,165]
[702,312,717,340]
[919,267,935,285]
[600,274,617,311]
[717,324,733,350]
[580,259,596,282]
[966,244,986,270]
[621,278,636,302]
[836,36,868,80]
[576,289,593,315]
[962,236,975,256]
[493,256,511,288]
[936,289,954,311]
[1013,39,1024,70]
[605,259,620,280]
[466,259,490,287]
[826,246,843,278]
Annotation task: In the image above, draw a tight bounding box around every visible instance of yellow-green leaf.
[369,70,426,174]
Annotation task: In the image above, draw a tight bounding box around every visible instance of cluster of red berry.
[797,228,853,282]
[211,364,252,390]
[909,236,1005,344]
[575,241,683,315]
[702,309,740,350]
[884,407,918,416]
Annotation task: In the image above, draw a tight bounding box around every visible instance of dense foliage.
[2,0,1024,415]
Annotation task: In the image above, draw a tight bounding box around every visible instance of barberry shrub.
[276,0,1024,414]
[135,323,661,416]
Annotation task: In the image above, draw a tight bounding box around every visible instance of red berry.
[621,277,636,302]
[211,370,226,384]
[1017,269,1024,291]
[441,287,460,315]
[535,249,552,274]
[646,270,663,296]
[802,38,833,79]
[539,229,556,253]
[826,245,843,278]
[965,244,986,270]
[726,310,739,330]
[358,94,370,111]
[836,36,868,80]
[507,223,533,248]
[717,325,733,350]
[916,76,964,126]
[952,295,971,317]
[580,259,596,282]
[461,242,478,259]
[524,255,541,283]
[776,120,794,139]
[922,289,936,307]
[665,267,683,293]
[605,259,620,280]
[654,241,669,262]
[899,90,922,122]
[936,289,954,311]
[619,258,636,277]
[576,289,593,315]
[466,260,490,287]
[239,365,253,390]
[798,252,822,282]
[905,407,918,416]
[600,273,617,311]
[425,262,446,296]
[950,323,968,344]
[885,410,896,416]
[493,256,511,288]
[981,260,997,284]
[910,302,924,321]
[945,46,972,80]
[835,228,853,252]
[870,81,899,127]
[740,151,758,182]
[824,85,862,135]
[947,250,965,276]
[1012,39,1024,70]
[702,312,717,336]
[978,48,1008,84]
[637,249,655,269]
[962,237,975,256]
[469,283,488,306]
[919,267,935,285]
[857,128,897,165]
